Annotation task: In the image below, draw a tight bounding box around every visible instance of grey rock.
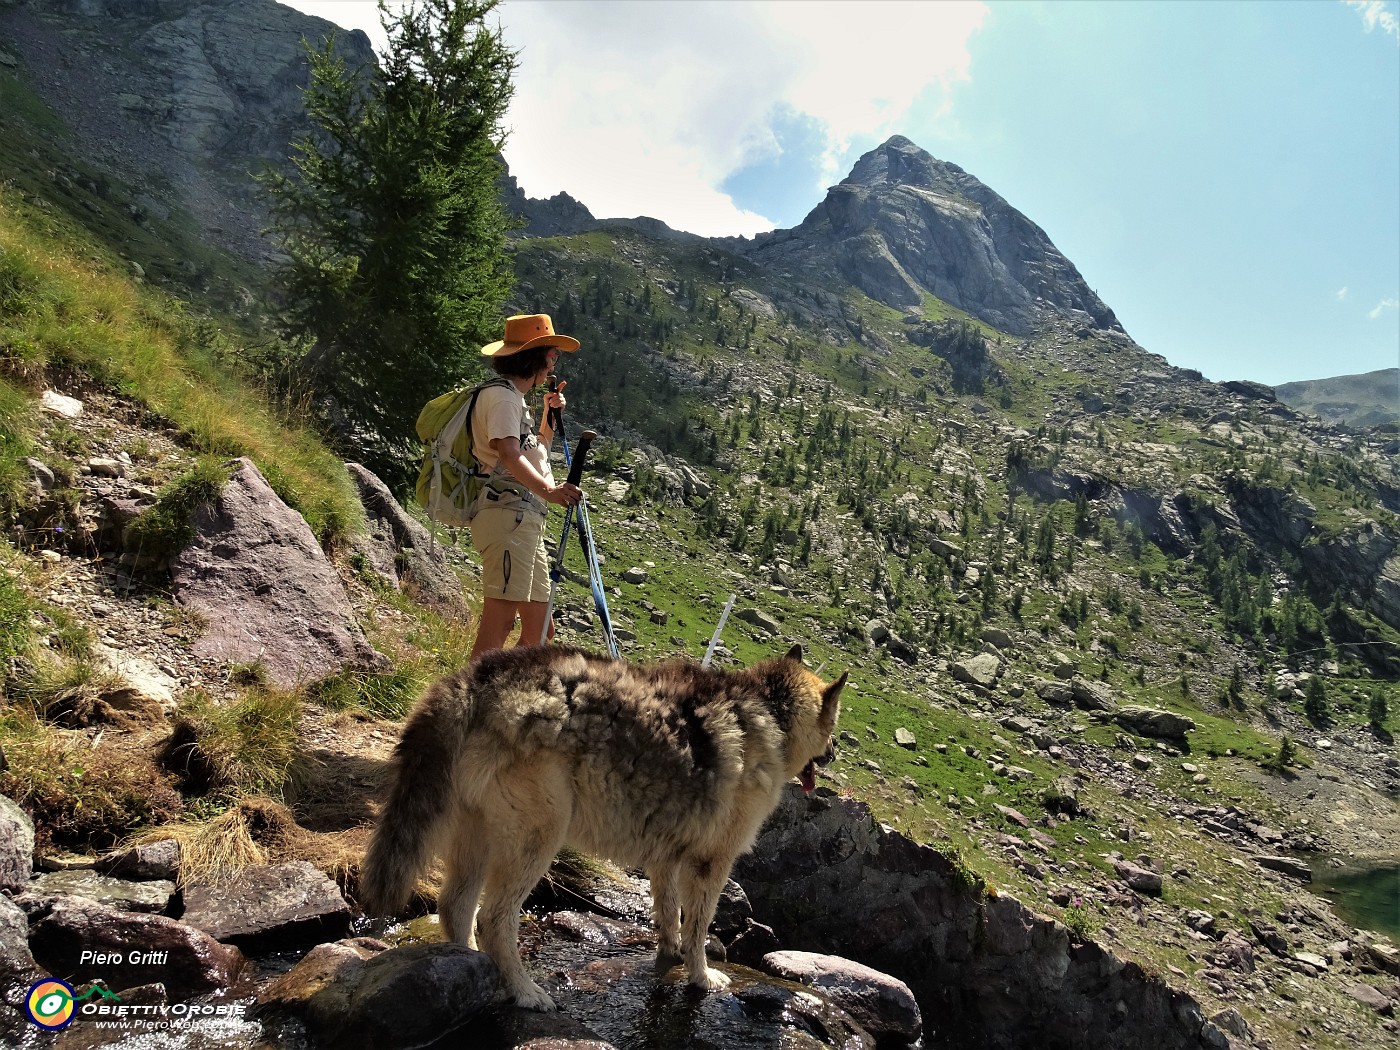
[742,136,1120,337]
[763,949,923,1044]
[1113,860,1163,896]
[736,787,1217,1050]
[170,458,386,688]
[951,652,1000,686]
[1031,677,1075,705]
[1069,678,1115,712]
[0,893,37,983]
[30,870,175,914]
[894,727,917,750]
[1113,705,1195,739]
[736,607,780,635]
[0,794,34,894]
[1255,855,1312,882]
[98,839,181,882]
[182,860,352,953]
[1345,982,1394,1016]
[346,462,467,619]
[621,567,649,584]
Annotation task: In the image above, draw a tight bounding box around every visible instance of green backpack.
[413,377,513,527]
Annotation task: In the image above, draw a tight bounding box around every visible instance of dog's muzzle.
[799,738,836,794]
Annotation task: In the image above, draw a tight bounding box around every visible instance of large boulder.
[170,458,386,687]
[262,941,499,1050]
[344,462,468,620]
[1113,706,1196,740]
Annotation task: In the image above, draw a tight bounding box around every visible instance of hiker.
[467,313,583,663]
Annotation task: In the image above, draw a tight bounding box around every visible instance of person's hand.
[544,481,581,508]
[544,380,567,415]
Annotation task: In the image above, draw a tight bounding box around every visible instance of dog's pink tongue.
[800,760,816,793]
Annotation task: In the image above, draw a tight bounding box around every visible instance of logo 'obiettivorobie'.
[25,978,77,1030]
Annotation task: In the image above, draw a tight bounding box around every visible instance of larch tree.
[262,0,517,483]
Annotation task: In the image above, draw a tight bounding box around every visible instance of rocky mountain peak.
[745,135,1122,338]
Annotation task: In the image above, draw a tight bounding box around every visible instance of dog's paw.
[690,966,731,992]
[510,980,557,1012]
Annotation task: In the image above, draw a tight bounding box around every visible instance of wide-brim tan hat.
[480,313,580,357]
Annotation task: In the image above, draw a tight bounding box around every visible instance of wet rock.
[762,949,923,1045]
[546,911,655,949]
[0,793,34,893]
[713,879,753,940]
[728,919,783,968]
[182,860,353,954]
[30,870,175,913]
[27,895,244,999]
[268,941,499,1050]
[98,839,181,882]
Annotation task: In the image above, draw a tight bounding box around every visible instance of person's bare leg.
[516,601,552,648]
[469,597,521,663]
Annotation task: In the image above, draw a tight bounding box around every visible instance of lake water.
[1311,860,1400,941]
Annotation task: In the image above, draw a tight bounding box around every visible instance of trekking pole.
[540,427,595,645]
[539,381,619,656]
[701,593,736,669]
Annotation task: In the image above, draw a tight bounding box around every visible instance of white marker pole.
[701,594,736,669]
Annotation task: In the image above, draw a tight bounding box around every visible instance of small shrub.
[169,686,303,798]
[1062,897,1102,943]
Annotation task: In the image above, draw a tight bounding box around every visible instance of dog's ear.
[785,643,804,664]
[822,671,847,724]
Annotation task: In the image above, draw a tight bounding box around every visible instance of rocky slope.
[1275,369,1399,431]
[736,135,1122,336]
[0,0,373,264]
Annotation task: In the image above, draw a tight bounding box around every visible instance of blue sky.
[287,1,1399,388]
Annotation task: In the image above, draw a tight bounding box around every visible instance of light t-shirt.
[471,382,554,487]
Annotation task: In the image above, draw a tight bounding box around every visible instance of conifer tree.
[262,0,517,482]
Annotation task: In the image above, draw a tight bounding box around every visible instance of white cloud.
[498,0,988,236]
[1336,286,1349,300]
[1343,0,1400,40]
[1367,297,1398,319]
[280,1,989,237]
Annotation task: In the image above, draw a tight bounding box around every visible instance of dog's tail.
[359,679,464,915]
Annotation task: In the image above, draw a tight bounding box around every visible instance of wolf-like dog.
[360,642,844,1010]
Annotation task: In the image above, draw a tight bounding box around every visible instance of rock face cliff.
[0,0,373,262]
[742,135,1123,337]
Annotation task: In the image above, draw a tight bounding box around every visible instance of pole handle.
[566,430,597,488]
[547,376,563,434]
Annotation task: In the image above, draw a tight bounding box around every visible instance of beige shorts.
[469,504,551,603]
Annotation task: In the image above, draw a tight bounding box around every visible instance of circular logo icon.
[25,978,77,1030]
